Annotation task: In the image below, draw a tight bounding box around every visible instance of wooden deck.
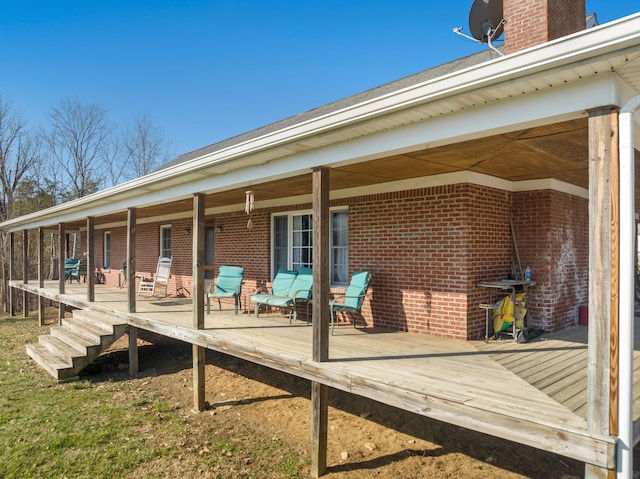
[11,280,622,469]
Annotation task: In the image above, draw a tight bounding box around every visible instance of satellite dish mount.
[453,0,506,56]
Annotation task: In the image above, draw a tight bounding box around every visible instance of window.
[103,231,111,269]
[160,225,172,258]
[272,209,348,285]
[292,213,313,271]
[331,211,348,285]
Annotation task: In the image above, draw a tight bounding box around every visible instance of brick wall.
[89,184,588,340]
[347,184,512,340]
[503,0,586,54]
[512,190,588,331]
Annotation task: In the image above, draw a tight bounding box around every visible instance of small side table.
[477,280,535,342]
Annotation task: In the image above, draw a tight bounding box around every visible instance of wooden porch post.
[127,208,136,314]
[192,193,206,411]
[311,166,330,478]
[38,227,45,326]
[58,223,65,323]
[22,229,29,318]
[86,217,95,302]
[127,208,138,375]
[586,107,619,479]
[128,326,139,375]
[9,232,15,317]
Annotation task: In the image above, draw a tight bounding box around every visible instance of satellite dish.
[468,0,505,43]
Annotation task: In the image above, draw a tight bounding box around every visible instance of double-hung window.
[160,225,172,258]
[272,209,348,285]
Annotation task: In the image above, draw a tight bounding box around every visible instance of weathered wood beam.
[58,224,65,322]
[586,107,618,479]
[193,345,206,411]
[312,166,330,361]
[22,229,29,318]
[311,166,330,478]
[127,208,136,314]
[192,193,206,411]
[38,227,45,326]
[311,381,328,478]
[128,326,139,375]
[193,193,205,330]
[87,217,95,302]
[9,232,15,317]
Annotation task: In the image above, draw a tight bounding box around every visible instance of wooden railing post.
[58,224,66,323]
[9,232,15,317]
[38,227,45,326]
[127,208,138,376]
[87,217,95,302]
[192,193,206,411]
[311,167,330,478]
[586,107,618,479]
[127,208,136,314]
[23,229,29,318]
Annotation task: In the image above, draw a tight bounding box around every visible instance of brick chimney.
[503,0,586,55]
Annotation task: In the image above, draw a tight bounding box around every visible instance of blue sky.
[1,1,638,158]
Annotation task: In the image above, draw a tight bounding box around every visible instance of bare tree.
[119,113,169,181]
[44,98,112,201]
[0,96,40,311]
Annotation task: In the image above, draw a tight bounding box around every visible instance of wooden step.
[25,343,75,380]
[72,309,126,329]
[50,326,100,353]
[62,317,114,344]
[39,335,85,360]
[27,308,129,380]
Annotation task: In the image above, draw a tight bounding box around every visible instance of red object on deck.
[578,306,588,326]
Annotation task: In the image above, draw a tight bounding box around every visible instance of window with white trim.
[103,231,111,269]
[160,225,172,258]
[272,209,348,285]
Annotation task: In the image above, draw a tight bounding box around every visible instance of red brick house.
[3,1,640,476]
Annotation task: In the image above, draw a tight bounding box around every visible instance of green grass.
[0,314,305,478]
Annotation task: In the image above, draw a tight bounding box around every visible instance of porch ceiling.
[59,116,640,230]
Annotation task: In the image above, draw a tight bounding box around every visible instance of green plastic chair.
[329,271,372,335]
[207,265,245,315]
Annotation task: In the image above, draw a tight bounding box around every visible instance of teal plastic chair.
[283,267,313,322]
[250,269,298,318]
[250,268,313,321]
[207,265,245,315]
[329,271,372,335]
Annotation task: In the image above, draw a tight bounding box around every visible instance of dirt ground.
[70,328,616,479]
